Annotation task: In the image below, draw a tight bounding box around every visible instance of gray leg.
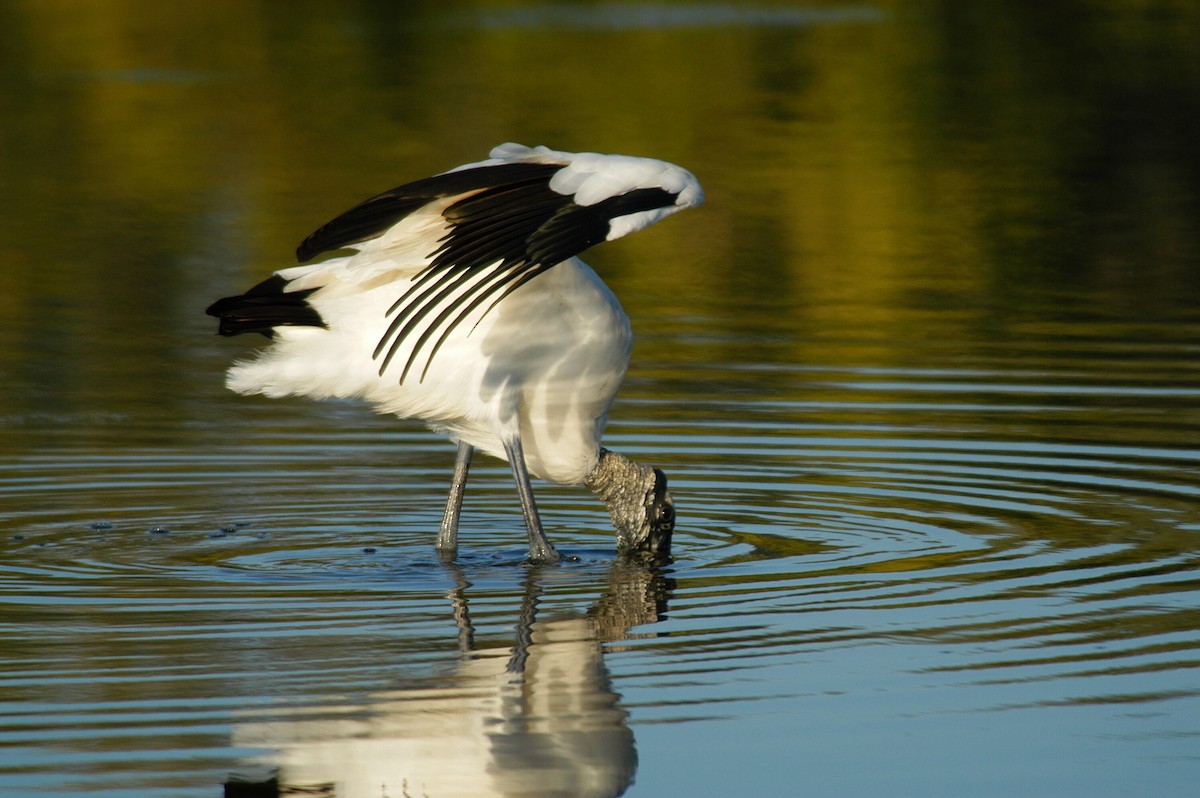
[437,441,473,557]
[502,435,560,564]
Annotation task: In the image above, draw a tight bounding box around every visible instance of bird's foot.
[525,542,561,565]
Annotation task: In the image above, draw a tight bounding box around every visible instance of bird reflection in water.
[226,561,673,798]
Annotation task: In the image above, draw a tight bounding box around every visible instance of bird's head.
[586,449,675,563]
[634,467,676,561]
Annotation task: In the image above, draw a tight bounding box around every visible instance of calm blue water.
[2,3,1199,796]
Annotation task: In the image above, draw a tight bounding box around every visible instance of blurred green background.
[2,1,1197,440]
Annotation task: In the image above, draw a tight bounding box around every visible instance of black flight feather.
[295,163,564,262]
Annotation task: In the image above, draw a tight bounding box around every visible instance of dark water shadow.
[224,559,673,798]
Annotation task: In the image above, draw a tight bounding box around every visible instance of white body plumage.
[209,144,701,561]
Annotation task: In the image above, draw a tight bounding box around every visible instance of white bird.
[207,143,703,563]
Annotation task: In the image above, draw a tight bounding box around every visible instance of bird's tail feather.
[205,275,326,337]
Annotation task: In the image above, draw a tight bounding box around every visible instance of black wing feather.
[295,163,563,262]
[526,188,678,265]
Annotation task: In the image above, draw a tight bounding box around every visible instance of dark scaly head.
[585,448,675,562]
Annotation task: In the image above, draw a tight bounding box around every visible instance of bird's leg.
[437,441,474,558]
[502,434,560,564]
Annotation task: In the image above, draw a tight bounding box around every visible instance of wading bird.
[207,144,702,564]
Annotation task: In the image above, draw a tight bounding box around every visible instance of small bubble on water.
[148,526,171,535]
[362,547,378,554]
[90,521,114,531]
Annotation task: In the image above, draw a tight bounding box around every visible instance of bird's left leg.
[437,441,473,558]
[502,434,560,564]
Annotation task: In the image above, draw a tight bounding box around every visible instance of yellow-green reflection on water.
[2,2,1199,797]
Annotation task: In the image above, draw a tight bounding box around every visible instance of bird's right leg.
[437,441,473,558]
[502,434,561,564]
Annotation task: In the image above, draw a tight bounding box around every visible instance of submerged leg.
[502,435,560,564]
[437,441,474,557]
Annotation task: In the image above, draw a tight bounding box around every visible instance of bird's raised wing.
[297,143,703,263]
[297,143,703,383]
